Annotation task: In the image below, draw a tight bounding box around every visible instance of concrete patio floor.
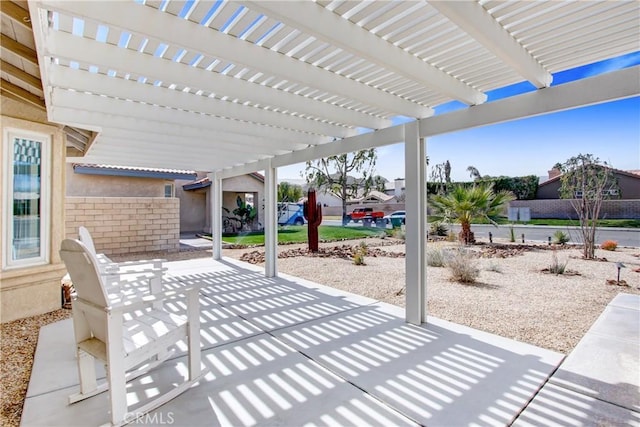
[20,257,632,426]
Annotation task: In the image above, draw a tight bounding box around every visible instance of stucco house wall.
[1,98,67,322]
[175,183,206,233]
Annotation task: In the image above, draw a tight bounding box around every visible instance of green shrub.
[429,221,449,236]
[548,250,569,274]
[509,226,516,243]
[446,249,480,283]
[553,230,570,245]
[353,251,366,265]
[427,175,538,200]
[353,242,368,265]
[427,247,449,267]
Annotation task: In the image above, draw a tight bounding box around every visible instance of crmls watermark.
[126,411,175,425]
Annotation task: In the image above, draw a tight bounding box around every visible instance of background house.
[177,172,265,234]
[536,168,640,199]
[510,168,640,219]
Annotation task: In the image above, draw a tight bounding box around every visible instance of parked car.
[383,210,406,226]
[346,207,385,226]
[278,203,306,225]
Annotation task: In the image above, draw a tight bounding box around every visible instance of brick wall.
[65,197,180,255]
[510,199,640,220]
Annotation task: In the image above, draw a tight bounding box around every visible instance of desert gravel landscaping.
[2,237,639,427]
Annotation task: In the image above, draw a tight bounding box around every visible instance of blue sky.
[279,52,640,183]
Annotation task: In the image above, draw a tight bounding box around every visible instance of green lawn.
[214,225,387,245]
[428,216,640,228]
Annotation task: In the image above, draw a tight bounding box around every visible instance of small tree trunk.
[341,196,348,226]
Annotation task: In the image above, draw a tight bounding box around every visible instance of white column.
[264,164,278,277]
[208,172,222,260]
[404,122,427,325]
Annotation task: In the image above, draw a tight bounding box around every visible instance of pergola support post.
[209,172,222,260]
[264,163,278,277]
[404,122,427,325]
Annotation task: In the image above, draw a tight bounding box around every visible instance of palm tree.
[431,184,515,244]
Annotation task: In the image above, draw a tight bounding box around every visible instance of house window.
[164,183,174,198]
[2,129,51,268]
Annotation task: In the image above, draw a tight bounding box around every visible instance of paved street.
[321,220,640,247]
[447,224,640,247]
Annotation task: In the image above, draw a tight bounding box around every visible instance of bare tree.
[430,162,447,194]
[558,154,619,259]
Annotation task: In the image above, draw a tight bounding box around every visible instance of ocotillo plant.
[303,188,323,252]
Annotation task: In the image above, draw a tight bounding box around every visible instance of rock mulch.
[240,243,405,264]
[1,309,72,427]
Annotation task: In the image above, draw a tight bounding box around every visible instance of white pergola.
[28,0,639,324]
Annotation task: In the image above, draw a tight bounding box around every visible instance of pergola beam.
[241,0,486,106]
[97,129,290,156]
[48,66,357,139]
[223,66,640,176]
[50,108,307,153]
[39,0,430,118]
[51,88,326,146]
[419,65,640,137]
[89,138,257,165]
[43,30,388,130]
[430,1,552,88]
[74,152,237,171]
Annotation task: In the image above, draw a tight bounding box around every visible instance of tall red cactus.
[303,188,323,253]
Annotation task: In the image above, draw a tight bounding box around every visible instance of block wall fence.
[65,197,181,255]
[509,199,640,220]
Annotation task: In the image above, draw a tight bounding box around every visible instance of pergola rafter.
[48,66,358,138]
[39,0,432,118]
[430,0,553,88]
[239,0,487,105]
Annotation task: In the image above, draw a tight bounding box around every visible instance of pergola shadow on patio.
[22,257,566,426]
